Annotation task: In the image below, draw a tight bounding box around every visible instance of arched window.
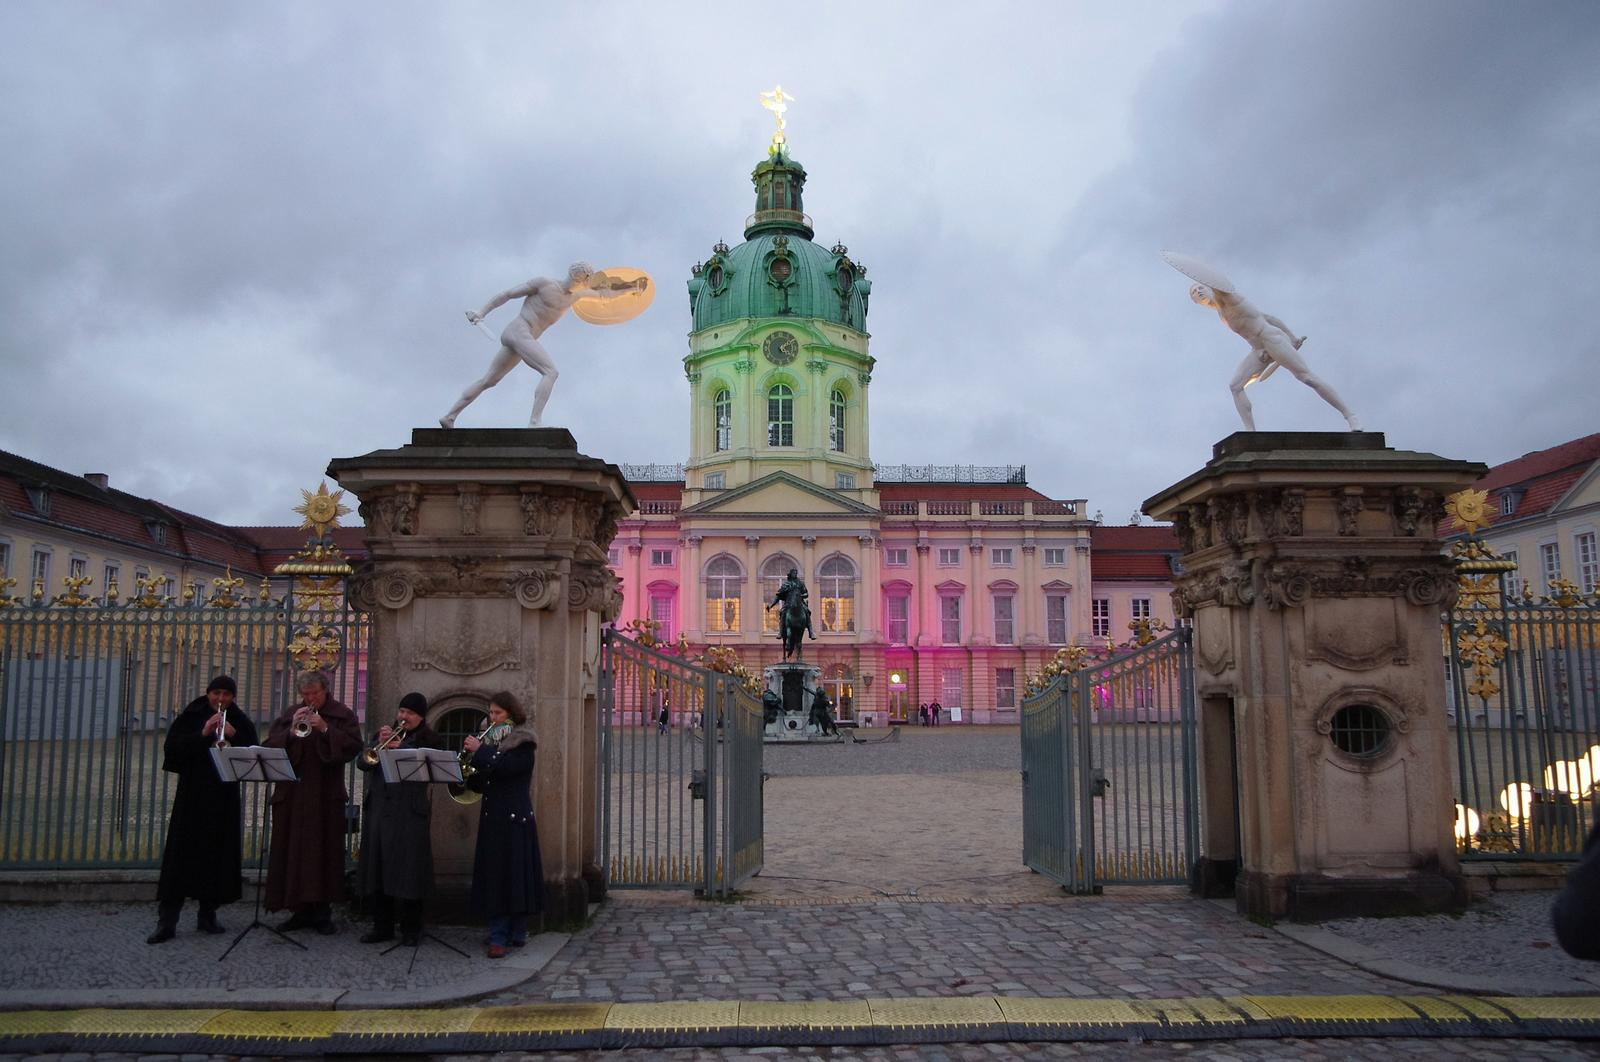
[760,554,798,634]
[818,555,856,633]
[713,389,731,452]
[705,555,742,633]
[767,384,794,447]
[829,388,846,452]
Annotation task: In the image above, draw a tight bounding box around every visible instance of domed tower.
[683,140,875,497]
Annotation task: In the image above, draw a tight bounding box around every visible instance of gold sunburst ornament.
[294,482,352,538]
[1444,488,1490,535]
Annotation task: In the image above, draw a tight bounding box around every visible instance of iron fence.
[1447,564,1600,860]
[0,597,369,870]
[1022,628,1197,892]
[598,630,763,897]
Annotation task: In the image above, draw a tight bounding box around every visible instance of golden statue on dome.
[759,85,796,150]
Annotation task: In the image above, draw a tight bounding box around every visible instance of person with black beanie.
[148,675,258,944]
[356,692,446,946]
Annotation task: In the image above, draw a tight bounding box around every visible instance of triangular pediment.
[683,470,877,517]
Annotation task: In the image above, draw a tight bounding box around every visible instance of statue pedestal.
[328,428,631,924]
[1145,432,1485,922]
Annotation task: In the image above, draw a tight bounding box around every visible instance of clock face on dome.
[763,331,799,365]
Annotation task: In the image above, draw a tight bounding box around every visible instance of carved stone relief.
[458,488,481,536]
[1336,488,1364,537]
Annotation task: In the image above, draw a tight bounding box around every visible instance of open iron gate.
[598,629,763,898]
[1022,628,1198,892]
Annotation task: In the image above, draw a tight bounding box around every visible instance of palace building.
[605,139,1179,724]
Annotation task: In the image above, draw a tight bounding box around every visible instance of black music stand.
[377,748,469,973]
[211,746,303,961]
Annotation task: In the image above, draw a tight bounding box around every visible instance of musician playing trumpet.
[148,675,259,944]
[262,670,362,934]
[356,692,445,946]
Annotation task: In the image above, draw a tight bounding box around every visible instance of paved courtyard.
[0,727,1595,1059]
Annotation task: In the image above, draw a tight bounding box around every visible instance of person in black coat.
[148,675,259,944]
[356,692,446,946]
[464,690,545,958]
[1553,815,1600,960]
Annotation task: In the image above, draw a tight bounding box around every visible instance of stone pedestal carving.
[1144,432,1485,921]
[328,428,631,923]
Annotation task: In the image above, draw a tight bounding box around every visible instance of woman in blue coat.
[464,690,545,957]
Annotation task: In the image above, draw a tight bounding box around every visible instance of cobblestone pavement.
[1,1041,1596,1060]
[485,894,1418,1007]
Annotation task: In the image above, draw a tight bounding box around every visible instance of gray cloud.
[1,1,1593,526]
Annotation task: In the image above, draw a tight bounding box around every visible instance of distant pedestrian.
[1553,816,1600,960]
[657,702,670,735]
[918,703,929,727]
[929,700,942,727]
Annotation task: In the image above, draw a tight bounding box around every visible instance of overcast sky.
[2,1,1595,528]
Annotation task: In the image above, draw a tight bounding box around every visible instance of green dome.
[687,149,870,333]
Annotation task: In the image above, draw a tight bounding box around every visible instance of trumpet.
[448,719,509,805]
[361,716,408,767]
[212,703,229,749]
[291,705,320,738]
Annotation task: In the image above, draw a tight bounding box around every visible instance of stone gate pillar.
[1144,432,1485,921]
[327,428,632,923]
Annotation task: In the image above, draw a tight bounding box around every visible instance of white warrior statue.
[440,262,649,429]
[1162,251,1361,432]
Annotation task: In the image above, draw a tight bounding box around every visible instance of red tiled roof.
[1093,555,1174,580]
[1091,525,1180,551]
[1441,433,1600,533]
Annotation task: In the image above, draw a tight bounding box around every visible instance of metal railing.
[598,630,763,897]
[0,597,368,870]
[1022,628,1197,892]
[873,464,1026,484]
[1447,565,1600,860]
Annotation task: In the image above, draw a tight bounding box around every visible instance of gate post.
[1145,431,1484,921]
[328,429,632,923]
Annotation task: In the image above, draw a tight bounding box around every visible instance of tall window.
[941,667,963,708]
[1046,593,1069,645]
[1131,598,1152,621]
[1541,542,1562,593]
[886,592,909,645]
[995,667,1016,709]
[713,388,732,451]
[705,555,742,633]
[940,595,962,644]
[0,542,11,577]
[760,555,798,634]
[69,556,87,579]
[649,590,676,642]
[1043,547,1066,566]
[992,594,1014,645]
[30,549,50,592]
[829,388,846,452]
[1092,597,1111,638]
[1577,532,1598,595]
[767,384,794,446]
[704,472,726,490]
[1503,549,1522,600]
[818,556,856,632]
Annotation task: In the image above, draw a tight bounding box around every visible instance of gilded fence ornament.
[1444,488,1490,534]
[53,575,95,608]
[133,573,168,609]
[104,572,119,603]
[1455,617,1508,701]
[0,574,18,609]
[31,578,45,605]
[1545,576,1585,609]
[208,567,245,608]
[287,622,342,672]
[258,576,272,603]
[1129,616,1172,647]
[181,579,198,606]
[1455,574,1501,611]
[294,482,352,538]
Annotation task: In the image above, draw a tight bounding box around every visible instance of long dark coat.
[262,697,363,910]
[468,723,545,918]
[355,723,445,901]
[156,695,260,904]
[1553,816,1600,960]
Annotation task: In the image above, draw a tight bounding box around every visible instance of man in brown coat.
[263,670,363,934]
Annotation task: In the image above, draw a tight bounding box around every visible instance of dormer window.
[23,485,49,516]
[1499,490,1523,516]
[145,519,168,546]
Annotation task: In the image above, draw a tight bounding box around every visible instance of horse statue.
[768,567,816,660]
